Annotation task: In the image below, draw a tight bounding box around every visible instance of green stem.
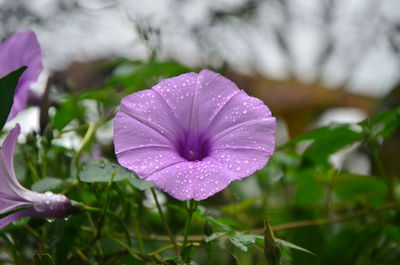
[150,188,179,254]
[206,241,214,265]
[107,235,145,261]
[75,122,97,169]
[133,216,145,253]
[369,141,393,199]
[28,160,40,182]
[40,148,47,179]
[181,200,198,255]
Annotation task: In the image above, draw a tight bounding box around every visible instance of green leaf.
[282,124,363,167]
[294,171,324,206]
[31,177,64,192]
[334,176,387,205]
[276,238,315,256]
[384,225,400,244]
[303,127,362,166]
[283,124,361,147]
[53,99,84,130]
[205,232,228,243]
[363,107,400,139]
[0,66,27,131]
[127,174,154,190]
[33,253,56,265]
[228,232,256,252]
[79,158,132,182]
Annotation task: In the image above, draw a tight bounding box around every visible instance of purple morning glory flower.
[114,70,276,200]
[0,31,43,121]
[0,124,71,230]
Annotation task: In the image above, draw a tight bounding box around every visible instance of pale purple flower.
[0,31,43,121]
[0,124,71,230]
[114,70,276,200]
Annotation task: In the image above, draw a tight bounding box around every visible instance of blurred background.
[1,0,399,120]
[1,0,400,264]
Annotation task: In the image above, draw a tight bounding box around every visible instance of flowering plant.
[114,69,276,200]
[0,35,399,265]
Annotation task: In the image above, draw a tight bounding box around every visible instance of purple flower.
[114,70,276,200]
[0,124,71,230]
[0,31,43,121]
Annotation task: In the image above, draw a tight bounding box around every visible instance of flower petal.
[0,192,30,214]
[114,111,186,177]
[0,31,43,120]
[0,124,29,198]
[153,72,199,131]
[205,90,273,137]
[146,157,232,200]
[0,124,34,200]
[196,70,243,132]
[0,207,36,230]
[210,116,276,179]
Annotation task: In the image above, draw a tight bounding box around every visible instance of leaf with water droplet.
[79,158,132,182]
[205,232,229,243]
[228,232,256,252]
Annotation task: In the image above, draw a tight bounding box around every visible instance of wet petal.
[0,31,43,120]
[146,157,232,200]
[119,89,185,147]
[153,72,198,131]
[114,111,186,177]
[205,91,273,138]
[196,70,243,132]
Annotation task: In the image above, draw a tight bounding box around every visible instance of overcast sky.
[1,0,399,97]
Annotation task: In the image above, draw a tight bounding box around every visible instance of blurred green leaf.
[334,176,387,205]
[294,172,325,206]
[127,174,154,190]
[0,66,27,131]
[108,60,196,92]
[283,125,361,147]
[31,177,64,192]
[384,225,400,244]
[222,198,258,215]
[365,107,400,139]
[79,158,132,182]
[53,99,85,130]
[282,124,363,167]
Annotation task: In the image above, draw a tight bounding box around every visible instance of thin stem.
[150,242,201,256]
[253,202,400,234]
[181,200,198,255]
[75,122,97,169]
[40,148,47,179]
[150,187,179,254]
[132,216,145,253]
[56,124,89,138]
[28,160,40,182]
[369,141,393,199]
[127,202,400,242]
[108,234,145,261]
[24,224,42,240]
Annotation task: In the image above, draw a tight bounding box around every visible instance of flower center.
[178,136,210,162]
